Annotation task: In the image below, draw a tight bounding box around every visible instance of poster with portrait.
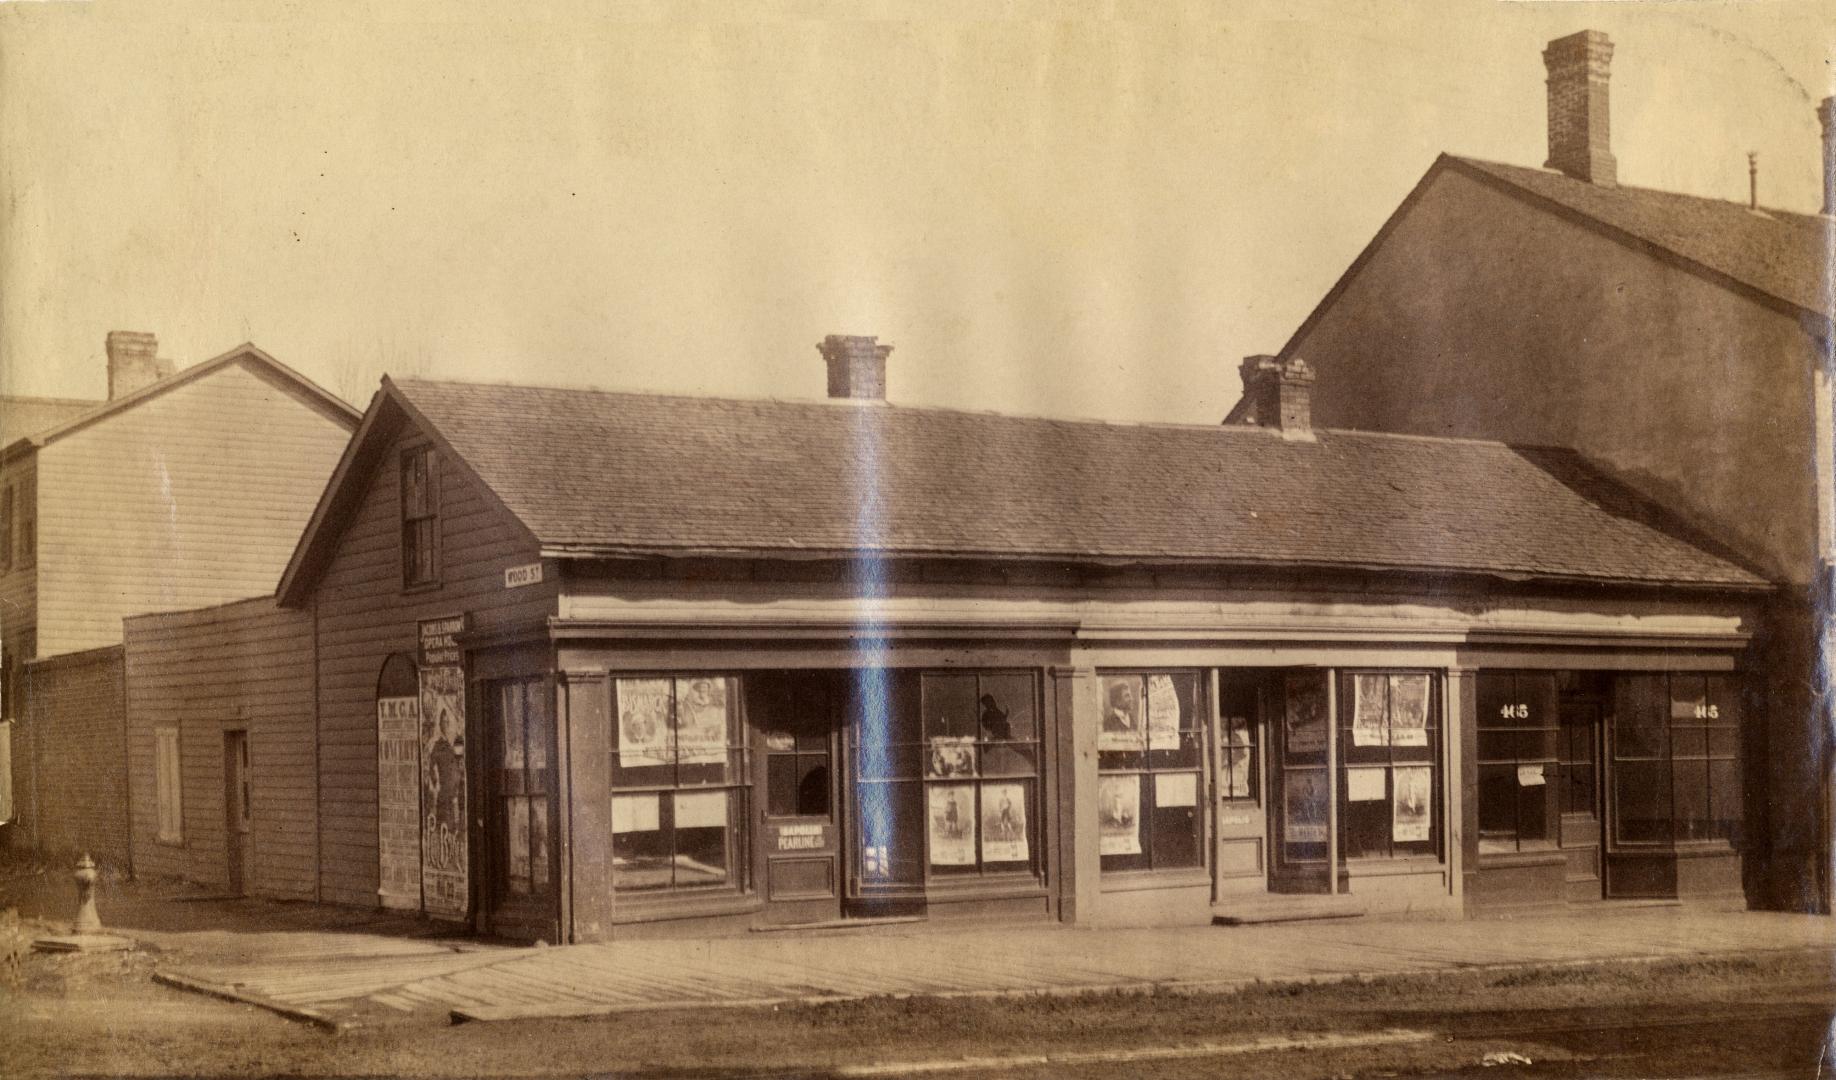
[1100,676,1146,752]
[927,783,976,865]
[617,678,674,768]
[1223,747,1254,798]
[1393,765,1432,842]
[674,677,729,765]
[1146,674,1181,751]
[1098,774,1142,855]
[1284,674,1328,755]
[417,614,468,919]
[1389,674,1430,747]
[927,735,976,777]
[979,782,1029,863]
[1352,673,1389,747]
[1283,770,1329,843]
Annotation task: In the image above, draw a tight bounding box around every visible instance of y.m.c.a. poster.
[419,615,468,919]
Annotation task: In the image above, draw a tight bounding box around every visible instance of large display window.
[1475,672,1560,854]
[1612,673,1741,848]
[610,676,750,894]
[855,670,1042,887]
[1096,671,1205,874]
[1336,671,1440,861]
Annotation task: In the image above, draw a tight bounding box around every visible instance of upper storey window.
[401,446,440,589]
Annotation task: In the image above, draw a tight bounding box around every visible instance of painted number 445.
[1693,703,1721,719]
[1498,703,1530,719]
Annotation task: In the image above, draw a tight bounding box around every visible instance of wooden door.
[751,673,842,925]
[486,679,556,938]
[223,731,253,895]
[1212,671,1268,896]
[1558,700,1605,901]
[1268,671,1333,893]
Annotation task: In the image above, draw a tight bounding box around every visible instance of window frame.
[16,476,31,569]
[1335,669,1443,864]
[0,485,13,574]
[1609,673,1741,852]
[1095,669,1208,877]
[609,674,752,897]
[155,725,183,845]
[399,445,441,591]
[488,677,556,899]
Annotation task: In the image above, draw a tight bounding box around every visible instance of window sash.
[155,727,182,843]
[1097,670,1205,874]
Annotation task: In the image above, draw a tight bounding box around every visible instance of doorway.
[749,672,842,925]
[1267,670,1333,893]
[1557,691,1606,901]
[223,731,253,895]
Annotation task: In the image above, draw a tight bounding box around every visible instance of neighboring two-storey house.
[1,332,360,863]
[1254,31,1834,910]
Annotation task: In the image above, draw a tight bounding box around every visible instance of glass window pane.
[1673,754,1712,841]
[859,779,922,886]
[615,679,675,769]
[1476,673,1514,730]
[612,792,669,891]
[1669,674,1709,725]
[1709,759,1743,844]
[767,755,799,818]
[1342,787,1390,859]
[1221,746,1255,800]
[674,677,730,764]
[501,684,525,769]
[524,682,548,774]
[1615,677,1666,758]
[529,797,550,891]
[1150,778,1202,869]
[1100,676,1147,755]
[1098,773,1149,873]
[978,675,1035,741]
[507,796,530,892]
[1478,763,1517,844]
[1615,760,1671,844]
[673,790,730,888]
[1283,675,1329,765]
[797,756,830,817]
[923,675,978,739]
[927,782,978,873]
[1517,772,1553,847]
[1671,727,1708,759]
[981,742,1037,776]
[979,780,1031,869]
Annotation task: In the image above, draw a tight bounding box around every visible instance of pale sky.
[3,0,1832,424]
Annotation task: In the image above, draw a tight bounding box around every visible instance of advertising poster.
[1283,770,1329,843]
[927,783,976,865]
[674,677,728,765]
[1146,674,1181,751]
[1098,774,1141,855]
[927,735,976,777]
[376,695,422,910]
[1393,765,1432,842]
[418,614,468,919]
[1352,673,1389,747]
[674,789,727,829]
[1389,675,1430,747]
[1347,766,1388,802]
[1100,676,1146,753]
[1284,675,1328,755]
[1517,763,1547,787]
[612,792,660,834]
[1156,771,1198,808]
[617,678,675,768]
[1224,747,1253,798]
[979,782,1029,863]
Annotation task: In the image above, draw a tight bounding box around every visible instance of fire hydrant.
[73,854,102,934]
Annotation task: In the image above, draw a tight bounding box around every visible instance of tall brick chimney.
[1819,96,1835,215]
[818,334,892,400]
[1237,355,1315,440]
[105,331,174,400]
[1543,30,1617,188]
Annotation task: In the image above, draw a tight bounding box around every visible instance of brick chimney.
[1543,30,1617,188]
[1819,96,1835,215]
[1237,355,1315,440]
[817,334,892,400]
[105,331,174,400]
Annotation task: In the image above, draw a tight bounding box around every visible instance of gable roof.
[1,343,360,462]
[1,394,103,447]
[276,376,1768,602]
[1448,156,1830,323]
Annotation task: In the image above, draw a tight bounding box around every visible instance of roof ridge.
[1449,154,1829,225]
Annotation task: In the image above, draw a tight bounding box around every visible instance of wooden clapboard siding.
[124,596,318,900]
[35,358,353,658]
[0,455,39,666]
[306,411,556,908]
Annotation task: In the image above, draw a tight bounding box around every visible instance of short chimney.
[1543,30,1617,187]
[817,334,892,401]
[1818,97,1835,215]
[1237,354,1315,440]
[104,331,173,400]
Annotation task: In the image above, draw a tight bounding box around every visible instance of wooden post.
[560,670,613,942]
[1052,663,1100,923]
[1326,670,1339,895]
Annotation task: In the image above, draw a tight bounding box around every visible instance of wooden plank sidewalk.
[154,908,1836,1026]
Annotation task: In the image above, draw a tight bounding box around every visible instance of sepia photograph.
[1,0,1834,1077]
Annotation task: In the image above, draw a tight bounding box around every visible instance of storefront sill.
[1099,870,1210,895]
[1477,850,1567,870]
[855,879,1048,904]
[609,894,763,926]
[1344,858,1446,877]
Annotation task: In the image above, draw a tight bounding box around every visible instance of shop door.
[1212,672,1269,895]
[1557,700,1605,901]
[485,679,556,939]
[750,673,842,925]
[1267,670,1333,893]
[223,731,253,896]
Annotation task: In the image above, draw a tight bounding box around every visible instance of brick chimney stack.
[1819,97,1835,215]
[818,334,892,401]
[1543,30,1617,188]
[1237,355,1315,440]
[104,331,174,400]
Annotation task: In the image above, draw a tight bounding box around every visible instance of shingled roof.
[1448,156,1829,321]
[279,376,1767,593]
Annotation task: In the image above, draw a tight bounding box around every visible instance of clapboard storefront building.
[269,339,1770,942]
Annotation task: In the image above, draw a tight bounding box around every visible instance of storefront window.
[855,671,1041,886]
[1613,674,1741,847]
[610,676,749,893]
[1097,671,1204,874]
[1476,672,1559,854]
[1215,675,1259,802]
[490,679,553,895]
[1337,671,1439,860]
